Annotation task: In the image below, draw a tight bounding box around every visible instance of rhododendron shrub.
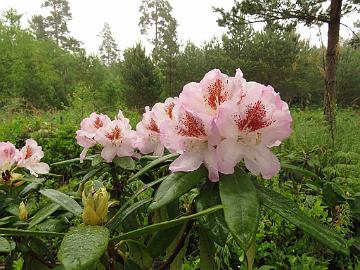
[0,69,349,270]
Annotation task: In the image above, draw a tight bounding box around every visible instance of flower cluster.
[0,139,50,185]
[77,68,292,182]
[76,111,137,163]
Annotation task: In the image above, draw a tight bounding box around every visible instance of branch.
[340,22,360,41]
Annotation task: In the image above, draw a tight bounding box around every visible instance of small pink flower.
[136,98,177,156]
[216,82,292,179]
[76,112,111,162]
[179,69,246,118]
[16,139,50,176]
[95,118,136,162]
[160,103,221,181]
[0,142,18,171]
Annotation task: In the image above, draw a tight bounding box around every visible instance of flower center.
[148,118,160,133]
[106,126,121,141]
[205,79,229,110]
[234,101,273,132]
[93,117,104,129]
[25,146,33,159]
[176,111,206,138]
[165,102,175,119]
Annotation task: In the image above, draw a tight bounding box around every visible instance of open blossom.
[95,118,137,162]
[16,139,50,177]
[76,112,111,162]
[216,82,292,179]
[179,69,246,118]
[0,142,18,173]
[160,103,220,181]
[136,98,177,156]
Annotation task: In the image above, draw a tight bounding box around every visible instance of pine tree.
[121,43,162,109]
[40,0,81,51]
[98,22,120,67]
[29,15,47,40]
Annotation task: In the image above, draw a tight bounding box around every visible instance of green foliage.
[121,43,162,109]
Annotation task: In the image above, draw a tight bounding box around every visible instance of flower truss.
[77,68,292,181]
[0,139,49,185]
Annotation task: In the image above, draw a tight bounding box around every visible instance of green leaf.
[19,182,41,197]
[255,183,349,255]
[0,228,63,238]
[108,198,151,231]
[113,156,136,170]
[281,162,320,179]
[110,205,223,243]
[91,155,104,167]
[0,236,15,253]
[219,169,260,251]
[58,225,109,270]
[196,182,229,246]
[40,189,82,216]
[128,153,178,182]
[245,240,256,270]
[121,240,152,269]
[149,167,207,211]
[199,227,216,270]
[29,203,60,228]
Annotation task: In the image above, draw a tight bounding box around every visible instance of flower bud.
[19,202,28,221]
[82,187,109,226]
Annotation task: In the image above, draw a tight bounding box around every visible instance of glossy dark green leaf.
[219,169,260,251]
[113,156,136,170]
[196,182,229,246]
[0,236,15,253]
[128,153,178,182]
[58,225,109,270]
[199,226,216,270]
[149,167,207,211]
[0,216,18,226]
[83,167,103,182]
[20,182,41,197]
[255,183,349,255]
[108,198,151,231]
[29,203,60,228]
[36,219,68,233]
[40,189,82,216]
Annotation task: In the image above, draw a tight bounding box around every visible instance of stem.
[0,228,64,238]
[109,205,223,243]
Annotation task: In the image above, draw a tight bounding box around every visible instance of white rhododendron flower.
[0,142,18,172]
[135,98,177,156]
[216,82,292,179]
[95,119,137,162]
[76,112,111,162]
[16,139,50,176]
[160,103,221,181]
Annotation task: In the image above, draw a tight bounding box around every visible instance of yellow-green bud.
[82,187,109,225]
[19,202,28,221]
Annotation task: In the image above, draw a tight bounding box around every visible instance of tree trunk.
[324,0,342,140]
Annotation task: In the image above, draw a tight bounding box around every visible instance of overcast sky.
[0,0,357,55]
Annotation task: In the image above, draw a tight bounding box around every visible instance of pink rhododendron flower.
[16,139,50,176]
[136,98,177,156]
[179,69,246,118]
[160,103,221,181]
[95,118,137,162]
[216,82,292,179]
[76,112,111,162]
[0,142,18,172]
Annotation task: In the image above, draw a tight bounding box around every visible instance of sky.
[0,0,357,55]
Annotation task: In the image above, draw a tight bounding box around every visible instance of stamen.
[25,146,33,159]
[166,102,175,119]
[94,117,104,129]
